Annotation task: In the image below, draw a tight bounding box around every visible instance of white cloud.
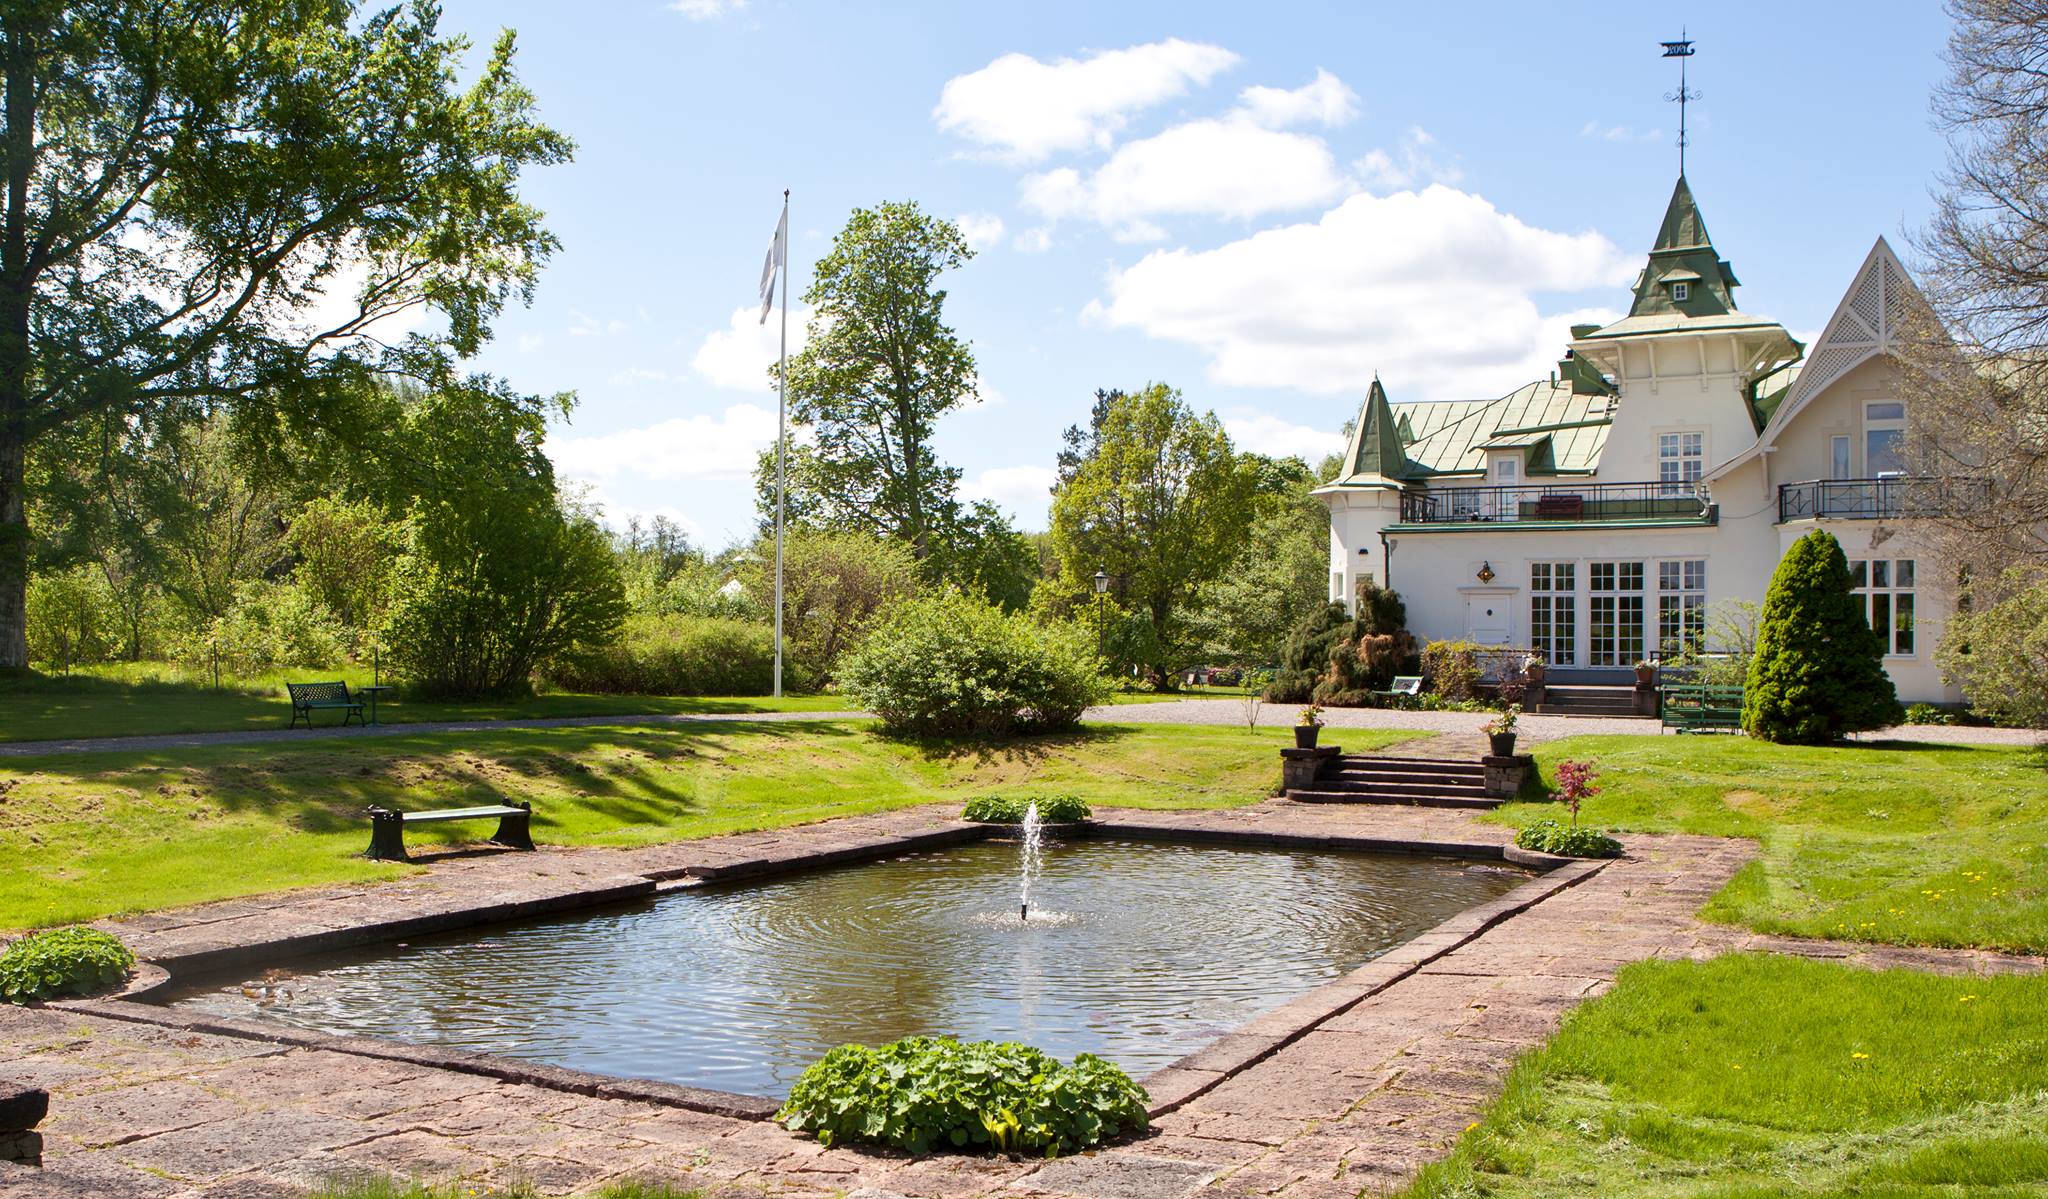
[569,308,630,338]
[1356,128,1462,192]
[1223,411,1348,461]
[1021,116,1352,234]
[957,212,1007,252]
[690,304,812,391]
[1085,185,1634,401]
[961,464,1059,525]
[576,486,708,544]
[934,39,1239,162]
[1015,227,1055,253]
[1236,69,1359,129]
[546,404,779,483]
[669,0,745,19]
[1579,121,1663,143]
[516,333,545,354]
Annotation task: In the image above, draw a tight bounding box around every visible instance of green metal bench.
[363,801,536,861]
[1661,683,1744,733]
[286,680,365,729]
[1370,675,1424,706]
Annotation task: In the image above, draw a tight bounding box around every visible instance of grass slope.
[1491,736,2048,954]
[1404,954,2048,1198]
[0,663,847,743]
[0,720,1407,930]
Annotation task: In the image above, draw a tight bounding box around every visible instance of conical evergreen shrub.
[1741,529,1902,743]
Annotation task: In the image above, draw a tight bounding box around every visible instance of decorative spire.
[1662,32,1699,175]
[1345,378,1414,481]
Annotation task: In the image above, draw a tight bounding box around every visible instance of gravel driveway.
[1086,698,2045,748]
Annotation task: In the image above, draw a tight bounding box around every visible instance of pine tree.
[1742,530,1902,743]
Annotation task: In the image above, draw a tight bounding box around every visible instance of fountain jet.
[1018,799,1043,922]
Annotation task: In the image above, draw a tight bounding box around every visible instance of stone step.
[1286,788,1503,810]
[1324,768,1494,788]
[1310,778,1497,799]
[1334,755,1485,776]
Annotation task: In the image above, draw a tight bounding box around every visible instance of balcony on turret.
[1394,480,1716,528]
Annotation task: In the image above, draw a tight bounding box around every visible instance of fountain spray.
[1018,799,1043,922]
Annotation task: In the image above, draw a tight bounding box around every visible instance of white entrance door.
[1465,594,1511,645]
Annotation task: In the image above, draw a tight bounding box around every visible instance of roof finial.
[1662,30,1699,175]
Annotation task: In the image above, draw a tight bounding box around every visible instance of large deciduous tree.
[1043,383,1261,686]
[771,200,977,560]
[0,0,570,668]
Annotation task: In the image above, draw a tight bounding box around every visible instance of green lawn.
[1403,954,2048,1198]
[1493,736,2048,954]
[0,662,849,743]
[0,719,1415,931]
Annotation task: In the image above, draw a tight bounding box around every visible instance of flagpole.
[773,189,789,699]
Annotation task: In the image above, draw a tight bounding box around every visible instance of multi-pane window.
[1850,558,1917,656]
[1659,432,1704,495]
[1657,559,1708,656]
[1530,562,1577,666]
[1589,560,1646,667]
[1865,402,1906,475]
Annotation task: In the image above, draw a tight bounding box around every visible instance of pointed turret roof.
[1626,175,1742,319]
[1342,378,1414,482]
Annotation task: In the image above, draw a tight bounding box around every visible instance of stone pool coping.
[47,805,1586,1127]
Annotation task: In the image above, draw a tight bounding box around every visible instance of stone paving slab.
[4,793,2040,1197]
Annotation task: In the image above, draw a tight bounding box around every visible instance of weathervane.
[1663,31,1699,175]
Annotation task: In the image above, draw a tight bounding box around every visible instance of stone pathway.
[2,796,2040,1198]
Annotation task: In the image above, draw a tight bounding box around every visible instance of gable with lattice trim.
[1759,237,1922,445]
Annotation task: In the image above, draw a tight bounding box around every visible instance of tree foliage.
[1190,456,1331,667]
[0,0,570,667]
[1742,530,1902,743]
[381,385,624,698]
[1937,568,2048,728]
[736,527,919,683]
[1042,383,1260,685]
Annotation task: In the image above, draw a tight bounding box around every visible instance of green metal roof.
[1320,376,1612,488]
[1621,175,1743,320]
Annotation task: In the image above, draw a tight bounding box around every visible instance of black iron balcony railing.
[1776,476,1988,522]
[1397,481,1713,526]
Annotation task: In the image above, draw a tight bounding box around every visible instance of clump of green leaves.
[0,927,136,1003]
[1514,819,1623,859]
[778,1036,1149,1156]
[963,794,1092,823]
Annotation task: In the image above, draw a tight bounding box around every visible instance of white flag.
[758,206,787,325]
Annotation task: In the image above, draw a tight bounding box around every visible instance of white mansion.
[1314,176,1958,702]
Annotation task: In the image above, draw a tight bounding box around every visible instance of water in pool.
[157,838,1527,1097]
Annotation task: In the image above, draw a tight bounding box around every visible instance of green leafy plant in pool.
[0,927,135,1003]
[962,794,1092,824]
[778,1036,1149,1156]
[1514,819,1623,859]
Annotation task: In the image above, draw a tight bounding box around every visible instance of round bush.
[837,591,1111,737]
[1514,819,1623,859]
[0,928,136,1003]
[778,1036,1149,1156]
[962,794,1092,824]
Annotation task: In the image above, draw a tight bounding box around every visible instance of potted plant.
[1294,704,1324,748]
[1482,703,1521,757]
[1634,658,1658,687]
[1522,652,1546,687]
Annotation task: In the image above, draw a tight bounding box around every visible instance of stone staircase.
[1285,753,1503,809]
[1531,684,1650,719]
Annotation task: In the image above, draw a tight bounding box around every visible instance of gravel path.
[0,699,2035,759]
[1085,698,2047,748]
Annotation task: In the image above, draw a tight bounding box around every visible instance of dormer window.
[1672,281,1690,302]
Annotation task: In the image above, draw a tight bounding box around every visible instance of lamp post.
[1093,569,1110,663]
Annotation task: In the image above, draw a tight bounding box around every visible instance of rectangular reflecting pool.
[155,837,1529,1097]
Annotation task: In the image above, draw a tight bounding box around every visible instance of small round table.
[358,685,394,726]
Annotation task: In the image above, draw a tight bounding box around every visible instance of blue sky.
[433,0,1954,548]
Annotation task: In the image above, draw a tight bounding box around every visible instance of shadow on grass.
[881,724,1139,767]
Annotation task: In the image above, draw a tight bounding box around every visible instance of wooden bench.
[1661,683,1744,733]
[1533,494,1585,519]
[363,801,536,861]
[286,680,365,729]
